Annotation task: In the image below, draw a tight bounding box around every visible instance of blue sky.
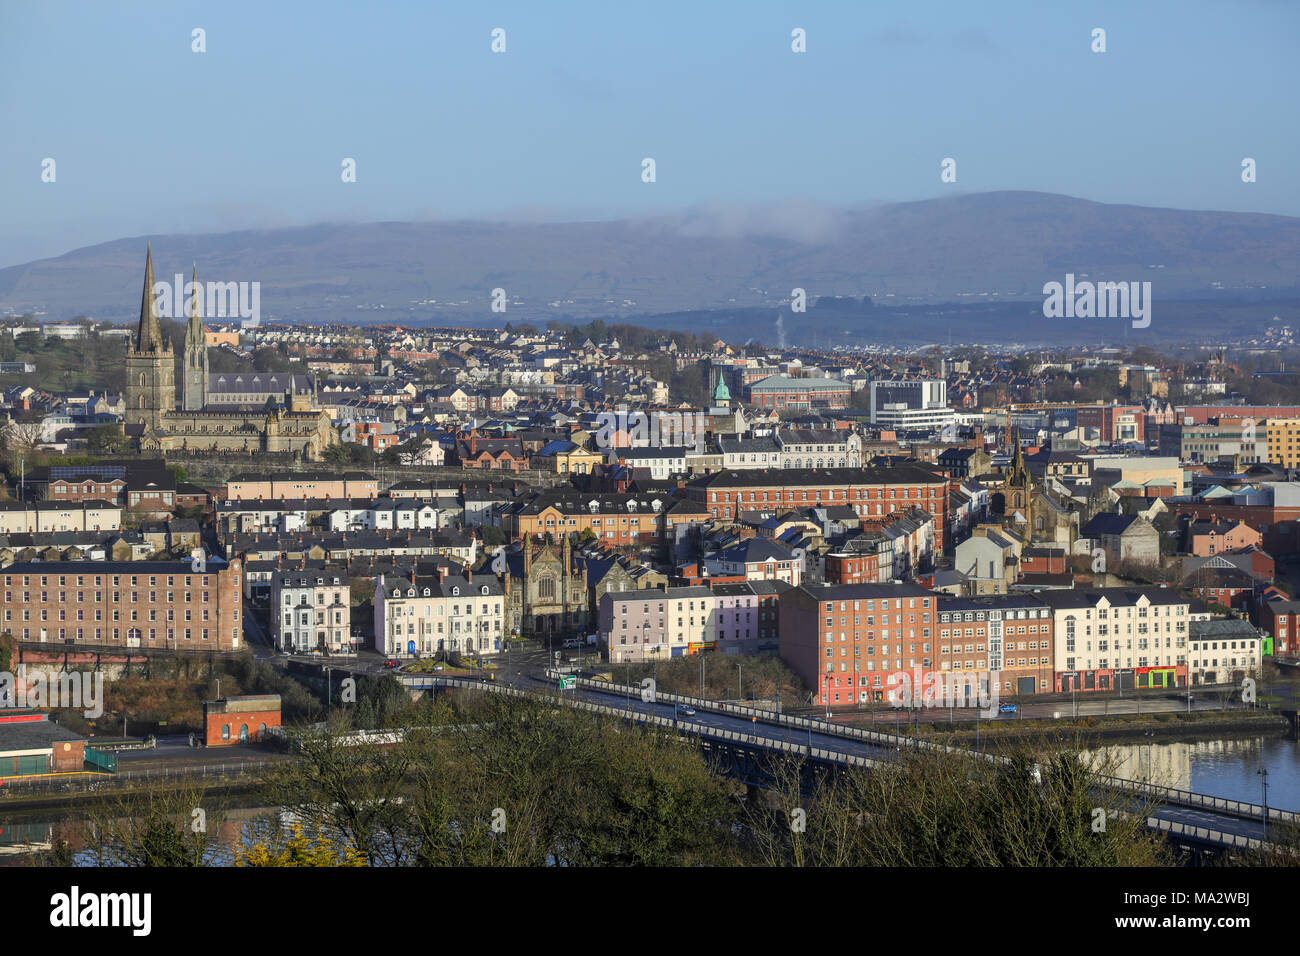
[1,0,1297,267]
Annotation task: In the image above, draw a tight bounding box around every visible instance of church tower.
[994,425,1035,521]
[125,245,175,429]
[182,265,208,411]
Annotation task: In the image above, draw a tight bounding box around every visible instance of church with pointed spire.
[182,265,209,412]
[125,245,175,430]
[991,426,1036,525]
[123,247,337,460]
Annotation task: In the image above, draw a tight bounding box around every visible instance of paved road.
[113,735,287,771]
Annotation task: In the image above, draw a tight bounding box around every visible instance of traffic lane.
[516,679,1284,838]
[565,687,892,757]
[1150,804,1266,840]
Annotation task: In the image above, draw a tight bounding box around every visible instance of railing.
[425,672,874,767]
[402,672,1299,832]
[543,671,1298,821]
[1146,817,1262,850]
[0,760,274,798]
[83,747,118,773]
[1097,774,1300,827]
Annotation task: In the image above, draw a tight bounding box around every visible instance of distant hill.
[2,191,1298,347]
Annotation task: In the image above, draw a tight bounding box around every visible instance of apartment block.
[778,583,937,707]
[1039,587,1189,692]
[0,560,243,651]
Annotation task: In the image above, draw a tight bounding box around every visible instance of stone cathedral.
[124,247,337,460]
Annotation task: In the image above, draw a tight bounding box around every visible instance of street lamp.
[1259,767,1270,839]
[736,662,743,702]
[1144,729,1155,797]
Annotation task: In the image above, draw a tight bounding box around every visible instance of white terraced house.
[375,570,505,658]
[271,567,353,655]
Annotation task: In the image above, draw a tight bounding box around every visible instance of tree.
[78,785,224,867]
[237,822,367,866]
[84,424,127,455]
[2,419,44,464]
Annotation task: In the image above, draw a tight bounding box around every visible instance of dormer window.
[423,588,431,596]
[481,585,489,595]
[451,586,460,596]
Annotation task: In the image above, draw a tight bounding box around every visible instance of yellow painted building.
[1265,418,1300,468]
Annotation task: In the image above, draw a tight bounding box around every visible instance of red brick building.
[779,584,1058,707]
[778,583,938,707]
[824,549,884,585]
[688,465,950,549]
[0,559,244,652]
[746,375,851,409]
[47,474,128,504]
[455,436,528,472]
[1076,404,1145,444]
[1256,589,1300,656]
[203,694,281,746]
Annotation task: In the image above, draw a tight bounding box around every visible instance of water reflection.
[1090,735,1300,809]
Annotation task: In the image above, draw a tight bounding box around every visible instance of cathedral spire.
[187,264,203,328]
[137,244,165,353]
[182,263,209,411]
[1010,426,1030,485]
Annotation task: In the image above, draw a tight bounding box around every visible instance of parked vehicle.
[998,702,1019,714]
[383,659,399,669]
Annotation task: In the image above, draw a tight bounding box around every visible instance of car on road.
[676,704,696,716]
[383,659,399,669]
[998,702,1019,714]
[562,638,582,649]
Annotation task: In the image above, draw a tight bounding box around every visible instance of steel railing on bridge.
[541,670,1300,828]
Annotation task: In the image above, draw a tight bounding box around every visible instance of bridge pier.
[1283,710,1300,740]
